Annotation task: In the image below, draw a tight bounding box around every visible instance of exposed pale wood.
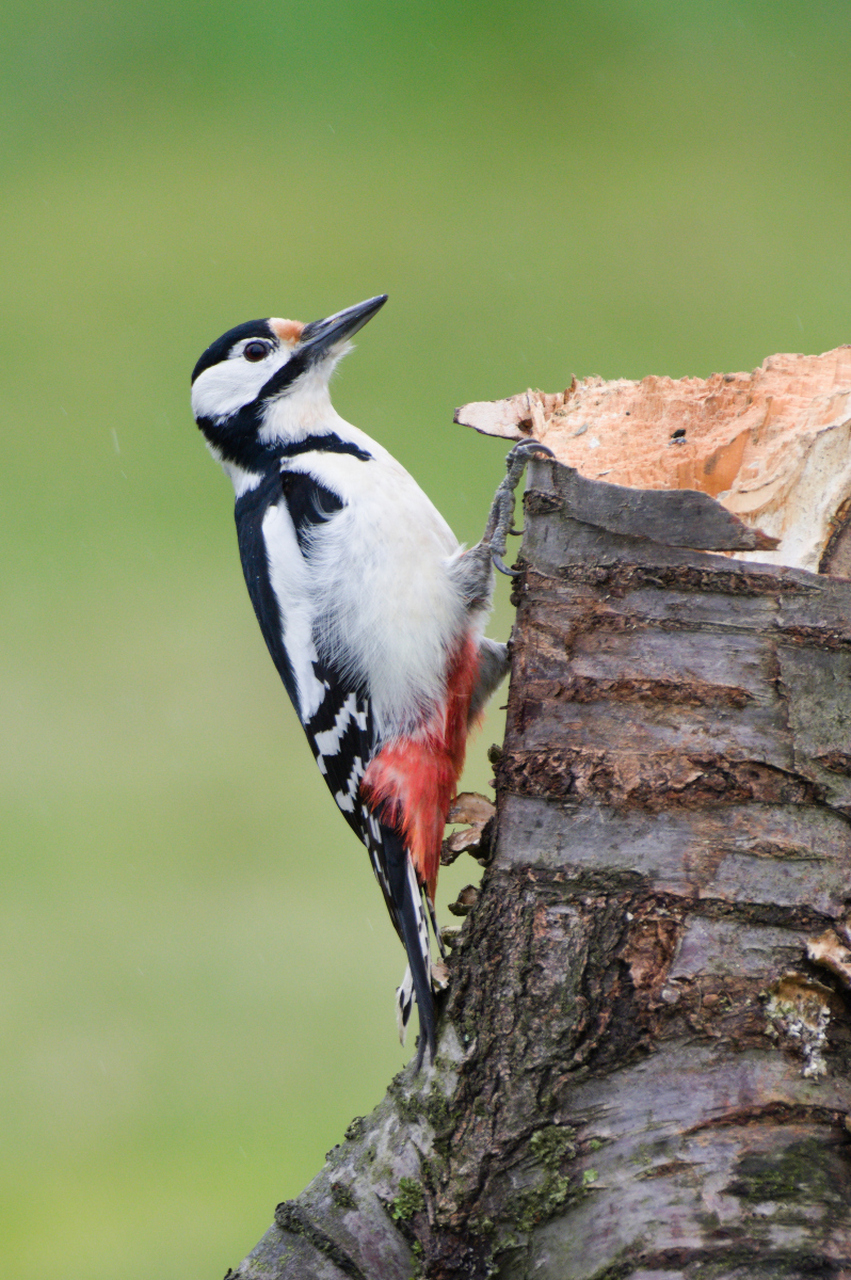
[456,346,851,572]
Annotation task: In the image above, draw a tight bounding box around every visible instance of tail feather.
[394,844,436,1070]
[362,811,436,1069]
[424,886,446,961]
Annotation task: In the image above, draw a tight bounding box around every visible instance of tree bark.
[227,353,851,1280]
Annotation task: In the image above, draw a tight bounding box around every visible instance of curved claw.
[492,551,519,577]
[507,439,556,463]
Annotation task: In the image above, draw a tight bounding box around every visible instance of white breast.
[295,443,467,739]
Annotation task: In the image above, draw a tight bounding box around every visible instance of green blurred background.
[3,1,849,1275]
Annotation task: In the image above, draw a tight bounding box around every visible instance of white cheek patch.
[191,345,294,422]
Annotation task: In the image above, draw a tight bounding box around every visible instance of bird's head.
[191,294,387,474]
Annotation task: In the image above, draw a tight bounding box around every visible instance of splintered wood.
[456,346,851,573]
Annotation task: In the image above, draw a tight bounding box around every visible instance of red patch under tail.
[360,633,481,901]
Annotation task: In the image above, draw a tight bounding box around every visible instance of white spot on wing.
[313,692,358,759]
[334,754,364,813]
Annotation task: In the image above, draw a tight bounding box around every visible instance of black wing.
[234,462,376,834]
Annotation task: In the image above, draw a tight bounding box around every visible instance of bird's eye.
[243,340,270,362]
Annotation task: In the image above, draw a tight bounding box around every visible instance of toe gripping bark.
[484,441,555,576]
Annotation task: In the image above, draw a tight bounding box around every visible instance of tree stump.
[229,348,851,1280]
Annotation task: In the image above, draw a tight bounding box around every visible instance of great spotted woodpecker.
[191,294,544,1069]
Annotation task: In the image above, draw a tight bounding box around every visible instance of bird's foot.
[486,440,555,576]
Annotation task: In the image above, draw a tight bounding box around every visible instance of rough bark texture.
[227,361,851,1280]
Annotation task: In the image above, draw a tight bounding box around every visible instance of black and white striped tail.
[361,810,436,1070]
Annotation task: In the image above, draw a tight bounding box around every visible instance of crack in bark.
[273,1201,369,1280]
[517,673,755,709]
[498,748,831,814]
[816,751,851,778]
[523,560,820,600]
[587,1248,851,1280]
[684,1101,851,1134]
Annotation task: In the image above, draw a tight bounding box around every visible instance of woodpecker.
[190,294,543,1069]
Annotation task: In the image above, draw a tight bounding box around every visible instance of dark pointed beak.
[299,294,388,359]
